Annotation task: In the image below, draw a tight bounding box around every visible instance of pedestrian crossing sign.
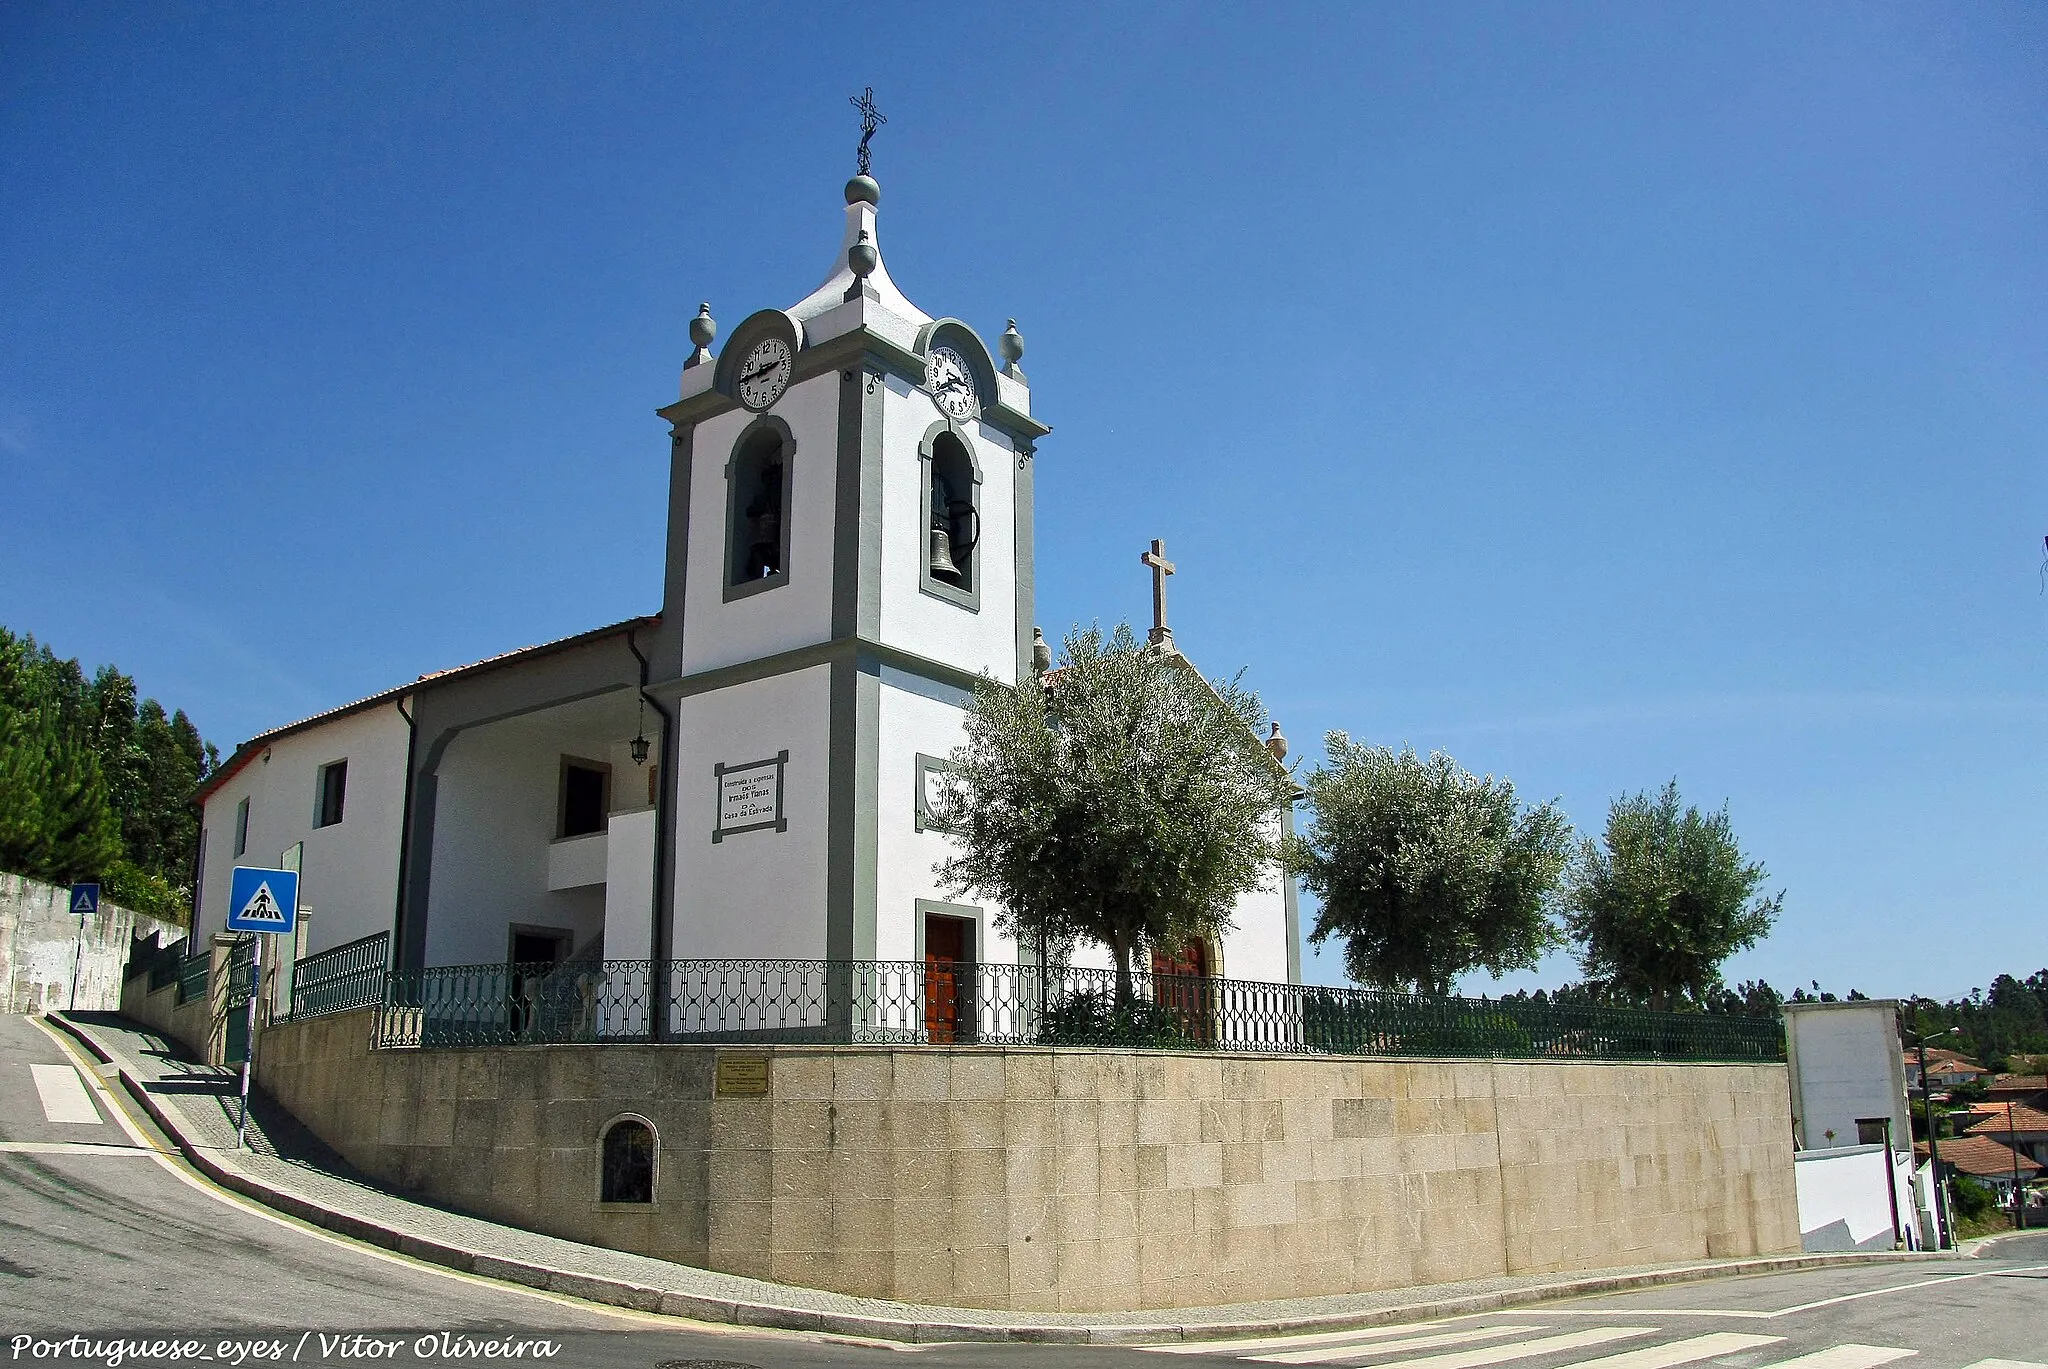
[227,866,299,934]
[68,882,99,916]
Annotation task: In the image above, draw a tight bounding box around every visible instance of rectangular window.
[1855,1118,1890,1148]
[559,759,610,838]
[233,797,250,856]
[315,760,348,828]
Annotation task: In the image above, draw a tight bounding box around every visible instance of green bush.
[1949,1175,1995,1222]
[1041,989,1189,1048]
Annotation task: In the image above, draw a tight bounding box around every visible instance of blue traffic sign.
[68,882,99,916]
[226,866,299,934]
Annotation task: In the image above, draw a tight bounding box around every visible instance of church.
[189,151,1302,1010]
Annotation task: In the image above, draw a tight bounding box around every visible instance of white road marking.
[1754,1347,1915,1369]
[1564,1333,1784,1369]
[1250,1326,1543,1364]
[30,1062,101,1123]
[1533,1263,2048,1319]
[1332,1327,1652,1369]
[0,1140,150,1154]
[1958,1362,2048,1369]
[1149,1323,1455,1355]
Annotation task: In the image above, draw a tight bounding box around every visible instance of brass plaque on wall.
[715,1054,770,1097]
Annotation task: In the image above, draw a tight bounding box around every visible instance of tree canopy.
[933,624,1295,1003]
[1560,779,1780,1013]
[1290,736,1572,997]
[0,628,216,920]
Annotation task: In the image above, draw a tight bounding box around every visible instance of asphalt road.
[3,1012,2043,1369]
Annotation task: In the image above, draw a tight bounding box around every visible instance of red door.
[1151,938,1212,1041]
[924,915,973,1043]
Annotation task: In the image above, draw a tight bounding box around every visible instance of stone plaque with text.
[712,751,788,842]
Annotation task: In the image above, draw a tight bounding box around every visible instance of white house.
[192,166,1301,1008]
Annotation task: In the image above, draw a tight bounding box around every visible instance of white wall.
[668,664,833,960]
[875,376,1019,682]
[1219,831,1292,985]
[1794,1144,1917,1251]
[679,371,841,677]
[1784,1001,1912,1152]
[873,676,1018,964]
[197,703,409,957]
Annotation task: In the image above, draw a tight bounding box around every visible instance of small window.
[1855,1118,1890,1147]
[233,797,250,856]
[725,421,792,599]
[560,760,609,838]
[600,1118,655,1203]
[315,760,348,828]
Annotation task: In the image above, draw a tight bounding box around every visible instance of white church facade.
[192,168,1301,1006]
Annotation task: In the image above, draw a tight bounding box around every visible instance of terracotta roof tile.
[1962,1103,2048,1135]
[1932,1133,2042,1178]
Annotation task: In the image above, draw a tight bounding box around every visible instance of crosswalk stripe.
[1956,1362,2048,1369]
[1150,1323,1457,1355]
[1757,1348,1916,1369]
[29,1063,101,1124]
[1561,1333,1785,1369]
[0,1140,150,1155]
[1316,1327,1653,1369]
[1251,1326,1544,1364]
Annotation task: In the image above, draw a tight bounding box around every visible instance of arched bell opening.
[724,416,796,601]
[918,422,982,610]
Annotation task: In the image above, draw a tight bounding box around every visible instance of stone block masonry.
[257,1009,1799,1313]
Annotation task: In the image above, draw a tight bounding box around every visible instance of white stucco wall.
[1794,1143,1918,1251]
[679,371,841,677]
[875,376,1020,683]
[197,703,409,957]
[1219,829,1292,985]
[668,664,833,960]
[421,701,634,968]
[1784,1000,1912,1153]
[873,675,1017,966]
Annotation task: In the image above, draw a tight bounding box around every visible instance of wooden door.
[924,915,973,1044]
[1151,938,1212,1041]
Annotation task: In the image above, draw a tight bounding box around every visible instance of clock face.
[925,345,979,420]
[736,336,792,410]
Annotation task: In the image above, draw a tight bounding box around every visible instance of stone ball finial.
[848,229,878,279]
[1031,626,1052,675]
[999,319,1025,369]
[689,302,717,349]
[845,174,881,206]
[1266,721,1288,764]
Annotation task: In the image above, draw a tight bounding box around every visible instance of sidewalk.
[46,1010,1935,1345]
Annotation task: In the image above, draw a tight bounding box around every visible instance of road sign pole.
[236,934,263,1149]
[68,907,85,1011]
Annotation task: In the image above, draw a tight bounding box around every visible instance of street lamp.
[1906,1007,1962,1249]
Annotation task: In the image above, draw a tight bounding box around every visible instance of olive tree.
[1561,779,1781,1012]
[932,624,1295,1005]
[1290,735,1572,997]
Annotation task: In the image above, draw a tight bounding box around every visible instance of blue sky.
[4,4,2042,1000]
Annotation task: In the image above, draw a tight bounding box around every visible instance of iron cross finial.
[850,87,887,176]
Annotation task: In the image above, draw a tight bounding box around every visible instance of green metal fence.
[287,931,389,1019]
[364,957,1783,1063]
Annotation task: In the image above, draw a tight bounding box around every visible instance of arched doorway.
[1150,937,1214,1043]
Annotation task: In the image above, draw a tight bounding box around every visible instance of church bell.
[928,525,961,583]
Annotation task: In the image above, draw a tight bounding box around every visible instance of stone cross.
[1141,538,1175,647]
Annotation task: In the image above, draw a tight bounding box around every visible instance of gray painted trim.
[913,898,985,964]
[710,751,788,843]
[918,420,983,613]
[658,424,694,672]
[825,657,857,964]
[832,358,885,641]
[912,752,959,833]
[1282,797,1303,987]
[1012,439,1036,682]
[722,414,797,603]
[853,665,879,963]
[649,634,990,707]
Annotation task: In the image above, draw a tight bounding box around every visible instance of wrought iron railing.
[368,957,1784,1063]
[288,931,389,1019]
[137,936,188,990]
[176,948,211,1004]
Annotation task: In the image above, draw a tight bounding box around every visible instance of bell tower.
[647,138,1049,977]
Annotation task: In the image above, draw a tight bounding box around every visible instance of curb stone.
[44,1011,1944,1345]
